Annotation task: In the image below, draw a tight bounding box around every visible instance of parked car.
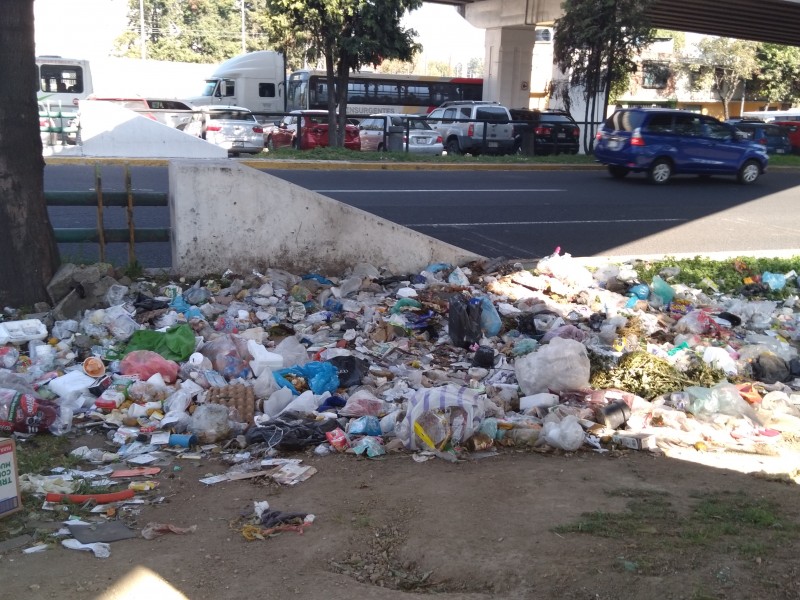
[266,110,361,151]
[509,108,580,155]
[594,108,769,185]
[143,98,194,130]
[732,122,793,155]
[772,121,800,154]
[358,114,443,155]
[183,105,264,156]
[84,95,156,120]
[426,101,515,155]
[38,102,57,146]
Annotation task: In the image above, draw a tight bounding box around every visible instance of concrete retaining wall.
[50,101,225,159]
[169,160,484,276]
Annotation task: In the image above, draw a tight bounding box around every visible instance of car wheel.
[608,165,630,179]
[446,139,461,155]
[737,159,760,185]
[648,158,673,185]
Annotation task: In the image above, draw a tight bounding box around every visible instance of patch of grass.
[123,259,144,279]
[257,146,596,165]
[553,490,798,574]
[15,435,79,475]
[768,154,800,167]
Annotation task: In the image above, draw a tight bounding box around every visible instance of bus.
[36,56,94,143]
[741,108,800,122]
[286,69,483,116]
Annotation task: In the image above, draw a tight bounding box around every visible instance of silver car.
[184,105,265,156]
[358,113,443,155]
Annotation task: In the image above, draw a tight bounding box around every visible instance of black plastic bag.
[448,293,482,348]
[245,413,337,450]
[327,356,370,388]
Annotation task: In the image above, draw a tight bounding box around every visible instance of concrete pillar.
[483,27,536,109]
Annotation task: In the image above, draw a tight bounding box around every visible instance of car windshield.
[208,111,255,121]
[390,116,432,130]
[304,115,328,125]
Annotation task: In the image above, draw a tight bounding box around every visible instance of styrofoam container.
[0,319,48,345]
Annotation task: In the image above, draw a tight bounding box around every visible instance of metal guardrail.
[46,165,169,265]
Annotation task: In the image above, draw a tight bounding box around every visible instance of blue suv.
[594,108,769,185]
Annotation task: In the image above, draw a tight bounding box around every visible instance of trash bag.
[753,353,790,384]
[514,337,590,395]
[188,403,231,443]
[274,361,340,395]
[119,350,179,383]
[273,336,310,367]
[479,296,502,337]
[245,413,337,450]
[199,334,251,380]
[686,383,762,424]
[0,388,59,434]
[124,324,196,362]
[541,414,585,451]
[339,389,385,417]
[448,293,482,348]
[328,355,370,388]
[398,385,484,450]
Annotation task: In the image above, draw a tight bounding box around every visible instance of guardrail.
[46,165,169,265]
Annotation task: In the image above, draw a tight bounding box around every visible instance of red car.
[772,121,800,155]
[266,110,360,151]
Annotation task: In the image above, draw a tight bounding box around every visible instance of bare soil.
[2,434,800,600]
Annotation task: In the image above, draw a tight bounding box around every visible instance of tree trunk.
[324,45,337,147]
[335,59,349,147]
[0,0,61,308]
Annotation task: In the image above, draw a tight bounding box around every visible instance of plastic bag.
[119,350,179,383]
[448,293,482,348]
[199,334,251,380]
[536,250,593,289]
[541,414,585,451]
[273,336,309,367]
[124,324,197,362]
[479,296,502,337]
[279,390,321,415]
[514,337,590,395]
[189,403,232,443]
[347,415,382,436]
[274,361,339,395]
[398,385,484,450]
[351,436,385,457]
[686,383,762,424]
[651,275,675,304]
[674,310,714,335]
[339,389,386,417]
[327,355,370,388]
[0,388,59,434]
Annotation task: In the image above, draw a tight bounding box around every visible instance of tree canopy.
[553,0,656,150]
[751,43,800,109]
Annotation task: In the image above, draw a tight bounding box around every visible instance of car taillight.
[758,138,767,145]
[572,127,580,136]
[467,123,474,137]
[206,125,222,132]
[436,135,442,144]
[595,131,603,141]
[39,118,49,128]
[253,126,263,134]
[630,127,645,146]
[534,126,551,135]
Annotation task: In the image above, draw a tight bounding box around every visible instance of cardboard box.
[0,437,22,519]
[612,432,658,451]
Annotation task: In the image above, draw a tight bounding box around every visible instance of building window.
[642,61,670,89]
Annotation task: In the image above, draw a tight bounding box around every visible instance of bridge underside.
[430,0,800,47]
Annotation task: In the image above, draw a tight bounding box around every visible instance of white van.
[185,51,285,120]
[36,56,93,144]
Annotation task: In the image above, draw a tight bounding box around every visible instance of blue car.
[732,122,793,155]
[594,108,769,185]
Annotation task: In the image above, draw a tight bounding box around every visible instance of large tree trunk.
[0,0,61,307]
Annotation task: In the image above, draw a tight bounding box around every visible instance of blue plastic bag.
[273,361,340,395]
[347,416,382,437]
[479,296,502,337]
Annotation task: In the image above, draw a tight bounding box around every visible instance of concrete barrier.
[169,160,484,276]
[49,101,225,159]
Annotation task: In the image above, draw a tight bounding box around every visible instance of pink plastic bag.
[120,350,179,383]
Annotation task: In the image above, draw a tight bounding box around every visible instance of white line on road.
[313,188,567,193]
[407,218,688,227]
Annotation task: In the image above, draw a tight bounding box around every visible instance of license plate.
[232,141,244,147]
[607,139,620,150]
[557,133,566,139]
[777,149,785,154]
[413,137,426,144]
[488,142,498,148]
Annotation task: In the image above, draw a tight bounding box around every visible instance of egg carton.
[0,319,48,345]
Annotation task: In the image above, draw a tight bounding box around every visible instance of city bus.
[286,69,483,116]
[36,56,94,143]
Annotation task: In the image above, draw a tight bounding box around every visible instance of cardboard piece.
[612,432,658,451]
[67,521,138,543]
[0,437,21,519]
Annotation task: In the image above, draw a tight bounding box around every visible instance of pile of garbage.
[2,251,800,471]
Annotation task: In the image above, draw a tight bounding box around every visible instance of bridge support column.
[483,27,536,109]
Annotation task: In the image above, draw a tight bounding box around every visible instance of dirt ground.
[2,433,800,600]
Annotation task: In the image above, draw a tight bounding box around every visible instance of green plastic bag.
[124,323,196,362]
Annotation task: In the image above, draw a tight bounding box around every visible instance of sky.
[33,0,486,66]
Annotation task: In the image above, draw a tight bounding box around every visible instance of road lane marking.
[314,188,567,193]
[406,218,688,227]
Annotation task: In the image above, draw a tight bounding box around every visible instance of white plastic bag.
[273,336,309,367]
[514,337,590,395]
[541,414,585,451]
[398,385,484,450]
[189,403,231,443]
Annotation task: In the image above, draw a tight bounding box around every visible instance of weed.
[123,259,144,279]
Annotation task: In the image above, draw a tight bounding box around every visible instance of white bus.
[36,56,94,143]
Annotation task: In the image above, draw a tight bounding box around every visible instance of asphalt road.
[44,163,800,268]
